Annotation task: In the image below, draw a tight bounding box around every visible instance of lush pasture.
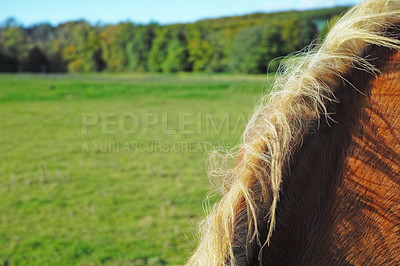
[0,73,272,265]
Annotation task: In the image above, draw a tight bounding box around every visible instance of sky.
[1,0,360,26]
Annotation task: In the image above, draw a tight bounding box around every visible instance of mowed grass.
[0,73,273,265]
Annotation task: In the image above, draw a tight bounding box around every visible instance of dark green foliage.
[91,48,106,72]
[0,50,18,72]
[47,52,67,73]
[24,46,49,72]
[0,6,350,74]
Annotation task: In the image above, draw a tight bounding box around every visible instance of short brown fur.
[260,32,400,266]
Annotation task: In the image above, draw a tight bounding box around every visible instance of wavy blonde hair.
[187,0,400,265]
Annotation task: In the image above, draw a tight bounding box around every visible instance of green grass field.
[0,73,272,265]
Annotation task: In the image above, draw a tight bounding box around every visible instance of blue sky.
[1,0,359,26]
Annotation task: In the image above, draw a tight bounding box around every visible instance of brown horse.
[188,0,400,265]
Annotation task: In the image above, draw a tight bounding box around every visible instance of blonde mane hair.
[187,0,400,265]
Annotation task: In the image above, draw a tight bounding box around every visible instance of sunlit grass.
[0,73,272,265]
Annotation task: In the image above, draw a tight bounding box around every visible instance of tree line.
[0,7,346,74]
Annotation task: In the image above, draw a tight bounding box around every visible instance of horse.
[187,0,400,265]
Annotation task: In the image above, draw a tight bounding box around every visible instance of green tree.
[186,24,213,71]
[231,25,284,73]
[207,32,226,72]
[24,46,49,72]
[148,27,170,72]
[0,50,18,72]
[0,7,348,74]
[100,22,134,71]
[3,25,25,62]
[60,20,102,72]
[161,25,190,72]
[281,17,318,54]
[126,23,157,71]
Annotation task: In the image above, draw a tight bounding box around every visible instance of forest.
[0,6,347,74]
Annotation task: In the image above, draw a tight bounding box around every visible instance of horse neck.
[334,49,400,264]
[260,46,400,265]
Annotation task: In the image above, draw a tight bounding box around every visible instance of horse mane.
[187,0,400,265]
